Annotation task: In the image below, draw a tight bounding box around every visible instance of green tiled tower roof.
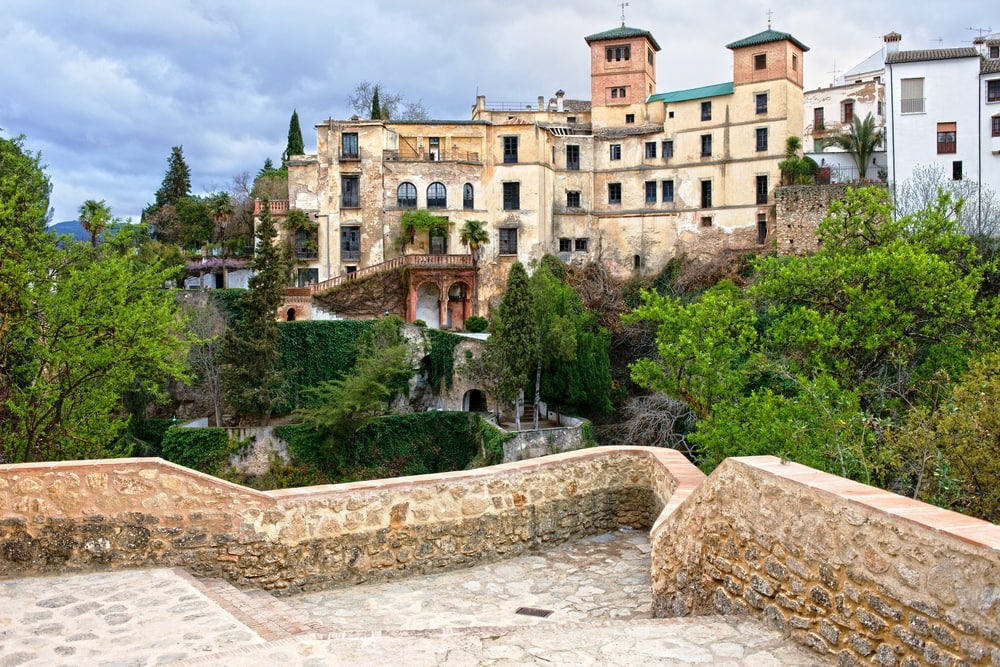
[585,25,661,51]
[726,29,809,52]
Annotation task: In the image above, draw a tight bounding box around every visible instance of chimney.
[884,32,902,55]
[555,89,565,112]
[538,96,545,111]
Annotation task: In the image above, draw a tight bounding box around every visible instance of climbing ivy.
[423,328,462,393]
[275,320,375,411]
[160,427,236,473]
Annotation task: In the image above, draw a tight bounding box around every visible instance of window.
[701,101,712,121]
[427,182,447,208]
[499,228,518,255]
[662,140,674,158]
[645,141,657,158]
[605,45,631,61]
[756,127,769,152]
[429,233,447,255]
[953,161,963,181]
[566,191,581,208]
[341,225,360,262]
[428,137,440,161]
[757,214,768,244]
[295,229,318,259]
[566,145,580,170]
[701,216,713,227]
[987,80,1000,103]
[610,144,622,161]
[700,180,712,209]
[559,238,571,252]
[992,45,1000,59]
[814,107,825,129]
[503,136,519,163]
[843,101,854,124]
[755,93,768,114]
[625,113,635,124]
[608,182,622,205]
[397,182,416,208]
[575,238,588,252]
[502,182,520,210]
[756,175,768,205]
[937,123,957,154]
[463,183,474,210]
[792,54,798,71]
[648,48,654,65]
[700,134,712,157]
[754,53,767,70]
[645,181,657,204]
[993,115,1000,138]
[341,175,360,208]
[662,180,674,202]
[610,87,626,99]
[341,133,359,159]
[567,116,577,124]
[901,78,925,114]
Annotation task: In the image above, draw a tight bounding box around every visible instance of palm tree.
[207,193,235,287]
[828,113,883,181]
[460,220,490,315]
[78,199,112,247]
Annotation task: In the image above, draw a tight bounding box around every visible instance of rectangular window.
[608,182,622,205]
[662,140,674,158]
[701,101,712,121]
[499,228,518,255]
[937,122,957,154]
[701,134,712,157]
[610,86,626,99]
[341,225,360,262]
[987,80,1000,103]
[757,214,768,244]
[952,161,963,181]
[610,144,621,161]
[566,191,581,208]
[625,113,636,124]
[814,107,825,128]
[341,133,359,159]
[575,238,588,252]
[502,182,520,210]
[559,238,572,252]
[645,141,657,158]
[648,48,654,65]
[503,136,519,163]
[754,53,766,70]
[993,116,1000,138]
[755,93,768,114]
[566,145,580,170]
[901,78,925,114]
[756,175,768,205]
[792,54,798,71]
[606,45,631,61]
[341,175,360,208]
[843,101,854,124]
[756,128,769,152]
[661,180,674,203]
[701,216,713,227]
[992,45,1000,59]
[700,180,712,209]
[645,181,657,204]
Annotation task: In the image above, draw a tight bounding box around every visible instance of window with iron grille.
[397,182,416,208]
[499,228,518,255]
[503,136,519,163]
[755,93,768,114]
[645,181,657,204]
[992,115,1000,138]
[559,238,571,252]
[502,182,520,210]
[463,183,474,210]
[814,107,825,128]
[608,182,622,205]
[427,182,447,208]
[341,175,360,208]
[575,238,588,252]
[987,80,1000,103]
[341,226,360,262]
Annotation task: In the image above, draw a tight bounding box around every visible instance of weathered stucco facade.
[264,23,810,322]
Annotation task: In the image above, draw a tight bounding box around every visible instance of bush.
[412,319,427,327]
[464,315,488,333]
[160,427,236,473]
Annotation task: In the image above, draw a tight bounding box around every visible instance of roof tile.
[726,29,809,52]
[584,25,661,51]
[885,48,978,64]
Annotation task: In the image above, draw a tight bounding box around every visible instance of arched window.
[427,182,447,209]
[463,183,474,210]
[397,182,417,208]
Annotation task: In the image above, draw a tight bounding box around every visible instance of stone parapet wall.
[775,184,851,256]
[0,448,702,595]
[651,457,1000,665]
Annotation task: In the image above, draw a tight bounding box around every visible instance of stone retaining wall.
[774,184,851,256]
[502,413,587,463]
[0,447,702,596]
[651,456,1000,665]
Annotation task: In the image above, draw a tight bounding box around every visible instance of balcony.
[341,250,361,262]
[254,199,289,215]
[383,149,481,163]
[340,150,360,162]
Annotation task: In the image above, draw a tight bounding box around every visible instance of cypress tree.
[282,110,305,166]
[485,262,538,429]
[370,86,382,120]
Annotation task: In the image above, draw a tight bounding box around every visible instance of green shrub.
[464,315,488,333]
[160,427,236,473]
[412,319,427,327]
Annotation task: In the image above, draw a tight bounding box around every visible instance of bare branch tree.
[603,393,696,457]
[347,80,428,120]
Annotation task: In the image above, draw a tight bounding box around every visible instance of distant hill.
[48,220,88,242]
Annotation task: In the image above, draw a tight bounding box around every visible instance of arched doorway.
[286,308,296,321]
[463,389,488,412]
[446,281,470,330]
[415,282,441,328]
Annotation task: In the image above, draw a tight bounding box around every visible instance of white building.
[885,32,1000,210]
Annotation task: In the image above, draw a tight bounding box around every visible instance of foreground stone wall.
[774,184,851,256]
[651,457,1000,665]
[0,448,701,595]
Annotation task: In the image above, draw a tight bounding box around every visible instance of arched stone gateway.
[286,307,296,321]
[414,281,441,328]
[463,389,488,412]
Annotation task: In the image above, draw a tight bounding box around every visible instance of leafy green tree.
[175,196,214,248]
[778,136,818,185]
[283,109,305,166]
[252,158,288,201]
[221,197,287,425]
[459,219,489,314]
[485,262,537,430]
[78,198,113,247]
[828,112,883,181]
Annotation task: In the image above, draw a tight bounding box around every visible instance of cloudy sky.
[1,0,991,223]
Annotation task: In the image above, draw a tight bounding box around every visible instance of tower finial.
[766,8,774,30]
[618,1,629,26]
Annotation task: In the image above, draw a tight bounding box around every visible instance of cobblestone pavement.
[0,530,830,666]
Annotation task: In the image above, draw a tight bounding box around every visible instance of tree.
[282,110,305,166]
[347,80,429,121]
[370,86,382,120]
[484,262,538,430]
[221,197,287,425]
[206,192,236,287]
[180,295,227,427]
[828,112,883,181]
[252,158,288,201]
[77,199,112,247]
[778,136,818,185]
[459,220,489,314]
[174,196,214,249]
[154,146,191,207]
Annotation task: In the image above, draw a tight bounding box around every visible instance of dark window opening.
[662,140,674,158]
[558,238,571,252]
[566,145,580,170]
[341,132,359,159]
[341,175,360,208]
[756,127,768,152]
[953,161,963,181]
[575,238,588,252]
[625,113,635,124]
[756,175,768,205]
[754,53,766,70]
[700,180,712,209]
[645,142,657,158]
[608,182,622,205]
[503,182,520,210]
[341,225,360,262]
[499,228,518,255]
[610,144,621,161]
[756,93,768,114]
[701,134,712,157]
[566,191,581,208]
[427,182,447,208]
[987,80,1000,103]
[662,180,674,202]
[503,136,519,163]
[463,183,474,210]
[757,214,768,244]
[397,182,416,208]
[701,101,712,121]
[645,181,657,204]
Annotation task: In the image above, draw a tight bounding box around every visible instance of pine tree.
[282,110,305,166]
[370,86,382,120]
[154,146,191,207]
